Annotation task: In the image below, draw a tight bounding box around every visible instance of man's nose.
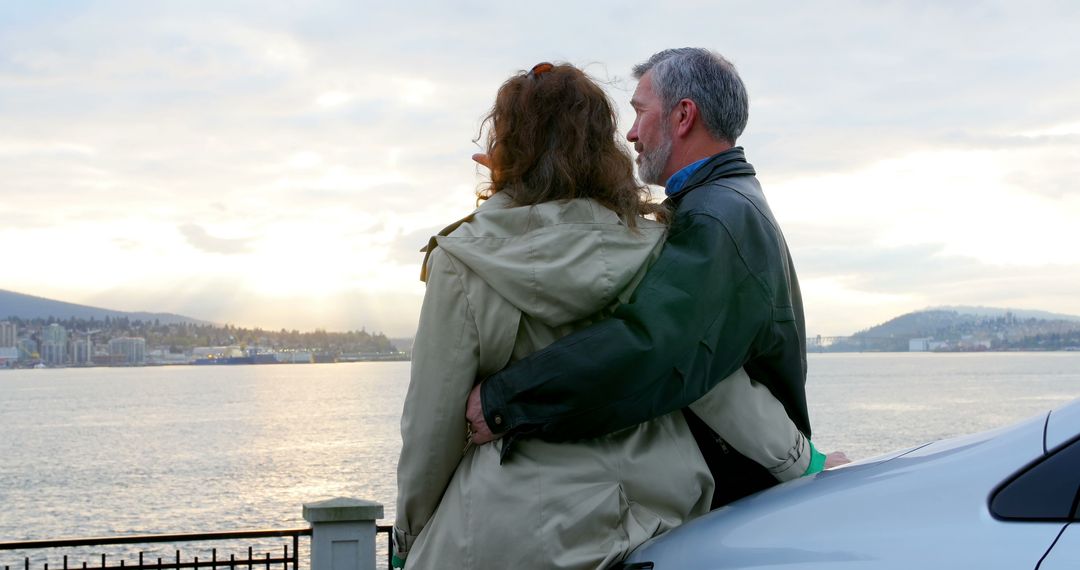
[626,124,638,142]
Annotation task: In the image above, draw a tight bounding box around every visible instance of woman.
[393,63,810,569]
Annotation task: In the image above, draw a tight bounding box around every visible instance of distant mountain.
[853,310,977,340]
[855,306,1080,339]
[930,305,1080,322]
[819,306,1080,352]
[0,289,210,325]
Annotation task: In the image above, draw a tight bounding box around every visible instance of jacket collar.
[665,146,756,203]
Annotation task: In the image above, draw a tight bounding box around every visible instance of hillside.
[931,305,1080,322]
[0,289,209,326]
[818,306,1080,352]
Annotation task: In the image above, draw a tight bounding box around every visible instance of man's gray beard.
[638,131,673,186]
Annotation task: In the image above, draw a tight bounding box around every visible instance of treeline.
[4,316,398,355]
[994,330,1080,351]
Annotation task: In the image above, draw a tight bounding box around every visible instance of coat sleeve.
[688,367,810,482]
[394,249,480,556]
[481,210,770,442]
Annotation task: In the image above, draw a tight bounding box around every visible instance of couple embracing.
[393,48,846,570]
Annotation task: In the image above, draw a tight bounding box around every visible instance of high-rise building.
[0,347,17,367]
[0,321,16,348]
[42,324,68,365]
[71,337,92,365]
[17,338,37,362]
[108,337,146,365]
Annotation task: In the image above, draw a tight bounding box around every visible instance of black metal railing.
[1,526,395,570]
[0,529,310,570]
[376,525,392,570]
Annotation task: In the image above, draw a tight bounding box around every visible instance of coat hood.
[425,192,665,328]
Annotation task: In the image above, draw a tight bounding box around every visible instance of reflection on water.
[806,352,1080,460]
[0,362,408,543]
[1,354,1078,548]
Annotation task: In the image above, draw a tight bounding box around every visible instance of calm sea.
[1,353,1078,548]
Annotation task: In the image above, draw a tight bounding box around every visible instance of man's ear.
[673,98,698,139]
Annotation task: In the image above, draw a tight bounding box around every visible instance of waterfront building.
[192,346,239,362]
[274,350,313,363]
[0,321,15,348]
[17,338,37,362]
[92,353,129,366]
[909,338,932,352]
[71,337,92,365]
[0,347,17,367]
[108,337,146,365]
[146,349,190,365]
[42,324,68,365]
[909,337,948,352]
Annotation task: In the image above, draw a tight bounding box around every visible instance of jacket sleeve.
[394,249,480,557]
[482,210,770,442]
[688,367,810,482]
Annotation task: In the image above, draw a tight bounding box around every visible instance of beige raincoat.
[395,192,808,569]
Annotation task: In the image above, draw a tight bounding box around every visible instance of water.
[805,352,1080,459]
[0,363,408,542]
[1,354,1078,548]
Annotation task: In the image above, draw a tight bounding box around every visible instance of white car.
[620,397,1080,569]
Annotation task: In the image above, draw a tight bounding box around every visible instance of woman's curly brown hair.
[478,63,666,226]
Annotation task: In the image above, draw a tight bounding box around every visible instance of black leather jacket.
[482,148,810,463]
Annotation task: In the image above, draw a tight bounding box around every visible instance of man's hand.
[824,451,851,469]
[466,382,497,444]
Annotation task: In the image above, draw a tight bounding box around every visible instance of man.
[467,48,843,503]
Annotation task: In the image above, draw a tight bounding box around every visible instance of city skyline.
[4,287,1080,337]
[0,313,402,368]
[3,2,1079,337]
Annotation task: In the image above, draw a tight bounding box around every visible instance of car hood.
[625,403,1069,569]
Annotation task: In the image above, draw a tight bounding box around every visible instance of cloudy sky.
[3,1,1078,337]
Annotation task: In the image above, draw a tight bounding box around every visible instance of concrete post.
[303,497,385,570]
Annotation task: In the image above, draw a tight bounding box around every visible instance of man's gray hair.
[632,48,749,144]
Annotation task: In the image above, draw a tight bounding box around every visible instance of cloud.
[797,241,1055,298]
[794,238,1080,335]
[178,224,254,255]
[386,224,444,266]
[83,278,425,337]
[112,237,141,251]
[4,1,1080,335]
